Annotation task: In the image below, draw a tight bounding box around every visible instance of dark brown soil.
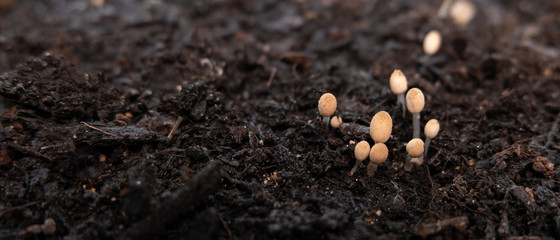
[1,0,560,239]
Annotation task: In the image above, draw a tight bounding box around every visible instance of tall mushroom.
[389,69,408,116]
[406,88,425,139]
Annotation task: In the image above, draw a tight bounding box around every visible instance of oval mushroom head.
[354,141,370,162]
[406,88,425,114]
[330,116,342,128]
[389,70,408,95]
[370,111,393,143]
[423,30,442,55]
[450,0,476,26]
[318,93,337,117]
[369,143,389,165]
[425,119,440,139]
[406,138,425,158]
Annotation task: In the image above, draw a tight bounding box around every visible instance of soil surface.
[1,0,560,239]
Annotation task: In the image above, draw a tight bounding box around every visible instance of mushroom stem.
[412,113,421,138]
[349,160,361,176]
[411,157,424,166]
[404,156,413,172]
[323,116,330,130]
[367,162,378,176]
[424,137,432,158]
[397,94,406,117]
[437,0,454,18]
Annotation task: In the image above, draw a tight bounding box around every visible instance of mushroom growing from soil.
[423,30,442,56]
[389,69,408,116]
[367,142,388,176]
[424,119,440,158]
[406,88,425,139]
[450,0,475,26]
[318,93,337,129]
[330,116,342,129]
[350,140,370,176]
[370,111,393,144]
[405,138,424,172]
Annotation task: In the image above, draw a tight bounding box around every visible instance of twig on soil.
[218,214,232,240]
[6,143,51,161]
[424,164,433,187]
[167,116,184,140]
[266,67,277,88]
[81,121,121,139]
[0,201,38,217]
[414,216,469,238]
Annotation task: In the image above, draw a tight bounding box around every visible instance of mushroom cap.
[389,69,408,95]
[354,141,371,162]
[423,30,442,55]
[318,93,337,117]
[370,111,393,143]
[406,88,425,114]
[424,119,440,139]
[450,0,475,26]
[330,116,342,128]
[369,143,388,165]
[407,138,424,158]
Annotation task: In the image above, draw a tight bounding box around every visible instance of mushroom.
[318,93,337,129]
[367,143,388,176]
[424,119,440,158]
[423,30,441,56]
[405,138,424,171]
[406,88,425,139]
[370,111,393,144]
[330,116,342,129]
[389,69,408,116]
[350,140,370,176]
[450,0,475,26]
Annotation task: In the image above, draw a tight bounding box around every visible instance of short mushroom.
[406,88,425,139]
[405,138,424,171]
[424,119,440,158]
[450,0,475,26]
[370,111,393,144]
[330,116,342,129]
[389,69,408,116]
[423,30,441,56]
[350,140,370,176]
[318,93,337,129]
[367,143,388,176]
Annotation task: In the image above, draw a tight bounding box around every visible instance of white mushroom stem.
[367,162,378,176]
[437,0,454,18]
[349,160,361,176]
[410,157,424,166]
[397,94,406,116]
[404,156,413,172]
[424,137,432,158]
[323,116,330,129]
[412,113,421,138]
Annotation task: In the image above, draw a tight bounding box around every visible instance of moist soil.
[1,0,560,239]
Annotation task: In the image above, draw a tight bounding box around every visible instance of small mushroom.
[367,143,388,176]
[318,93,337,129]
[424,119,440,158]
[406,88,425,139]
[330,116,342,129]
[350,140,370,176]
[370,111,393,144]
[405,138,424,171]
[450,0,475,26]
[423,30,441,56]
[389,69,408,116]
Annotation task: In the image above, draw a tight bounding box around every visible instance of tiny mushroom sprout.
[405,138,424,172]
[389,69,408,116]
[330,116,342,129]
[424,119,440,158]
[367,143,388,176]
[450,0,476,26]
[370,111,393,144]
[350,140,370,176]
[423,30,442,56]
[318,93,337,129]
[406,88,425,139]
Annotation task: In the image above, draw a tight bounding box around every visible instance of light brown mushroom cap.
[370,111,393,143]
[424,119,440,139]
[450,0,475,26]
[407,138,424,158]
[330,116,342,128]
[406,88,425,114]
[318,93,337,117]
[354,141,371,162]
[369,143,388,165]
[423,30,442,55]
[389,69,408,95]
